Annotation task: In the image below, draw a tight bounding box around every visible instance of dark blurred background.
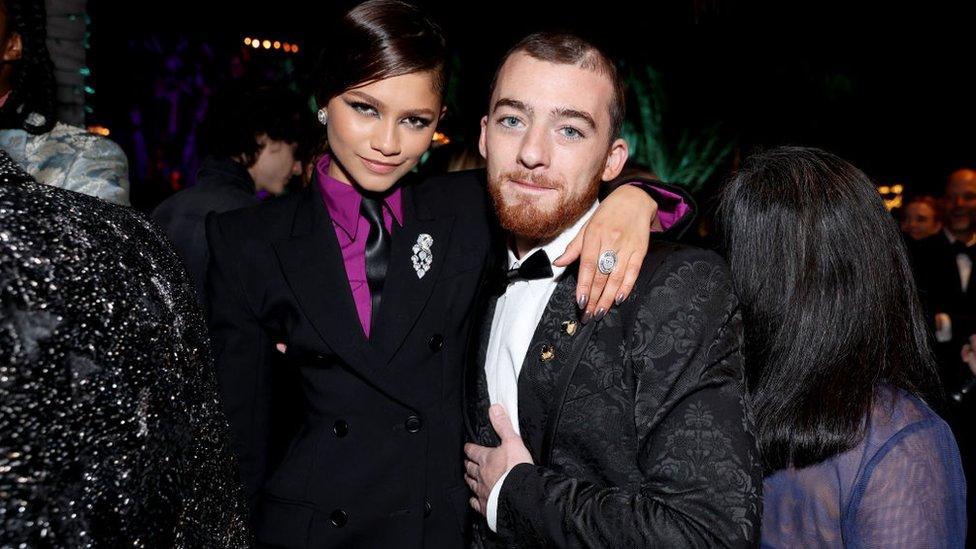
[81,0,976,212]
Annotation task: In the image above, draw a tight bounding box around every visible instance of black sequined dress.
[0,151,249,547]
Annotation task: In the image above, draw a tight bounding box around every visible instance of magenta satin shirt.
[316,155,402,337]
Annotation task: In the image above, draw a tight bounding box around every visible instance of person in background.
[720,147,966,547]
[0,0,129,205]
[910,170,976,423]
[901,195,943,241]
[152,84,310,303]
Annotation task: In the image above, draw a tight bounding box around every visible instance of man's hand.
[935,312,953,343]
[962,334,976,377]
[463,404,533,516]
[554,185,657,323]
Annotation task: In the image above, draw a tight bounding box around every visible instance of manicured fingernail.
[581,311,593,325]
[595,308,607,322]
[614,293,625,305]
[577,295,588,310]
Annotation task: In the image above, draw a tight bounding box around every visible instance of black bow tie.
[504,249,553,285]
[951,241,976,259]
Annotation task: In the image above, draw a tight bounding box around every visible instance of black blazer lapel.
[516,268,590,463]
[372,182,455,364]
[272,183,413,407]
[465,292,500,447]
[464,234,509,447]
[535,252,666,465]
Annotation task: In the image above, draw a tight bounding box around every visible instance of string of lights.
[243,36,299,53]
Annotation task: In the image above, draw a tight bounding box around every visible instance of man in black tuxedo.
[910,168,976,541]
[463,32,762,547]
[912,168,976,395]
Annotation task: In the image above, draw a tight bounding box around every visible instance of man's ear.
[601,137,629,181]
[478,115,489,159]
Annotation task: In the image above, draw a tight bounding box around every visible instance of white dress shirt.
[483,202,598,531]
[946,229,976,292]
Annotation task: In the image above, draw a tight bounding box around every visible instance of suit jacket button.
[330,509,348,527]
[333,419,349,438]
[424,500,432,517]
[405,415,422,433]
[427,334,444,352]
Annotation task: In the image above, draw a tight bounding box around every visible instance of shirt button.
[405,415,422,433]
[333,419,349,438]
[330,509,348,527]
[427,334,444,352]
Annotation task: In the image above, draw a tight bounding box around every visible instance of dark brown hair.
[718,146,940,474]
[314,0,448,107]
[903,195,944,222]
[199,85,312,167]
[489,31,625,141]
[0,0,57,134]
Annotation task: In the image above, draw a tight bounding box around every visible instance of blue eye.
[560,127,584,140]
[499,116,522,129]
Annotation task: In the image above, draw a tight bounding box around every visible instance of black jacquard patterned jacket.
[465,242,763,548]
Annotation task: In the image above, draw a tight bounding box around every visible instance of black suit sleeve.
[205,212,275,511]
[494,254,760,547]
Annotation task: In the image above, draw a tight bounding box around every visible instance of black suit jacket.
[153,157,259,304]
[206,170,492,548]
[911,232,976,392]
[466,243,762,548]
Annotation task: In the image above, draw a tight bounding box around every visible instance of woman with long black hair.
[719,146,966,547]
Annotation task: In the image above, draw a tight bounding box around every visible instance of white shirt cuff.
[486,467,514,532]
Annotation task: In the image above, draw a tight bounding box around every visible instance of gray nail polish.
[614,293,625,305]
[581,311,593,325]
[595,308,607,322]
[577,295,588,310]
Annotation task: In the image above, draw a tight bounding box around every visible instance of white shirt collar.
[506,201,600,280]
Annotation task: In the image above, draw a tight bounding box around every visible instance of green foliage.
[621,64,735,192]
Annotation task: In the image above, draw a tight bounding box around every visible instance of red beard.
[487,169,599,241]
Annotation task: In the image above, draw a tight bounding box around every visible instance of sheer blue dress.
[762,385,966,548]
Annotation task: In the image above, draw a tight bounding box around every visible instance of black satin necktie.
[361,196,391,333]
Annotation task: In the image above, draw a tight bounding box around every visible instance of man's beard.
[949,210,974,234]
[488,169,599,242]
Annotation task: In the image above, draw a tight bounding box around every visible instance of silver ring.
[597,250,617,275]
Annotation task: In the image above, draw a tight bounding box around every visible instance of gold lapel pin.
[562,320,578,336]
[540,344,555,362]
